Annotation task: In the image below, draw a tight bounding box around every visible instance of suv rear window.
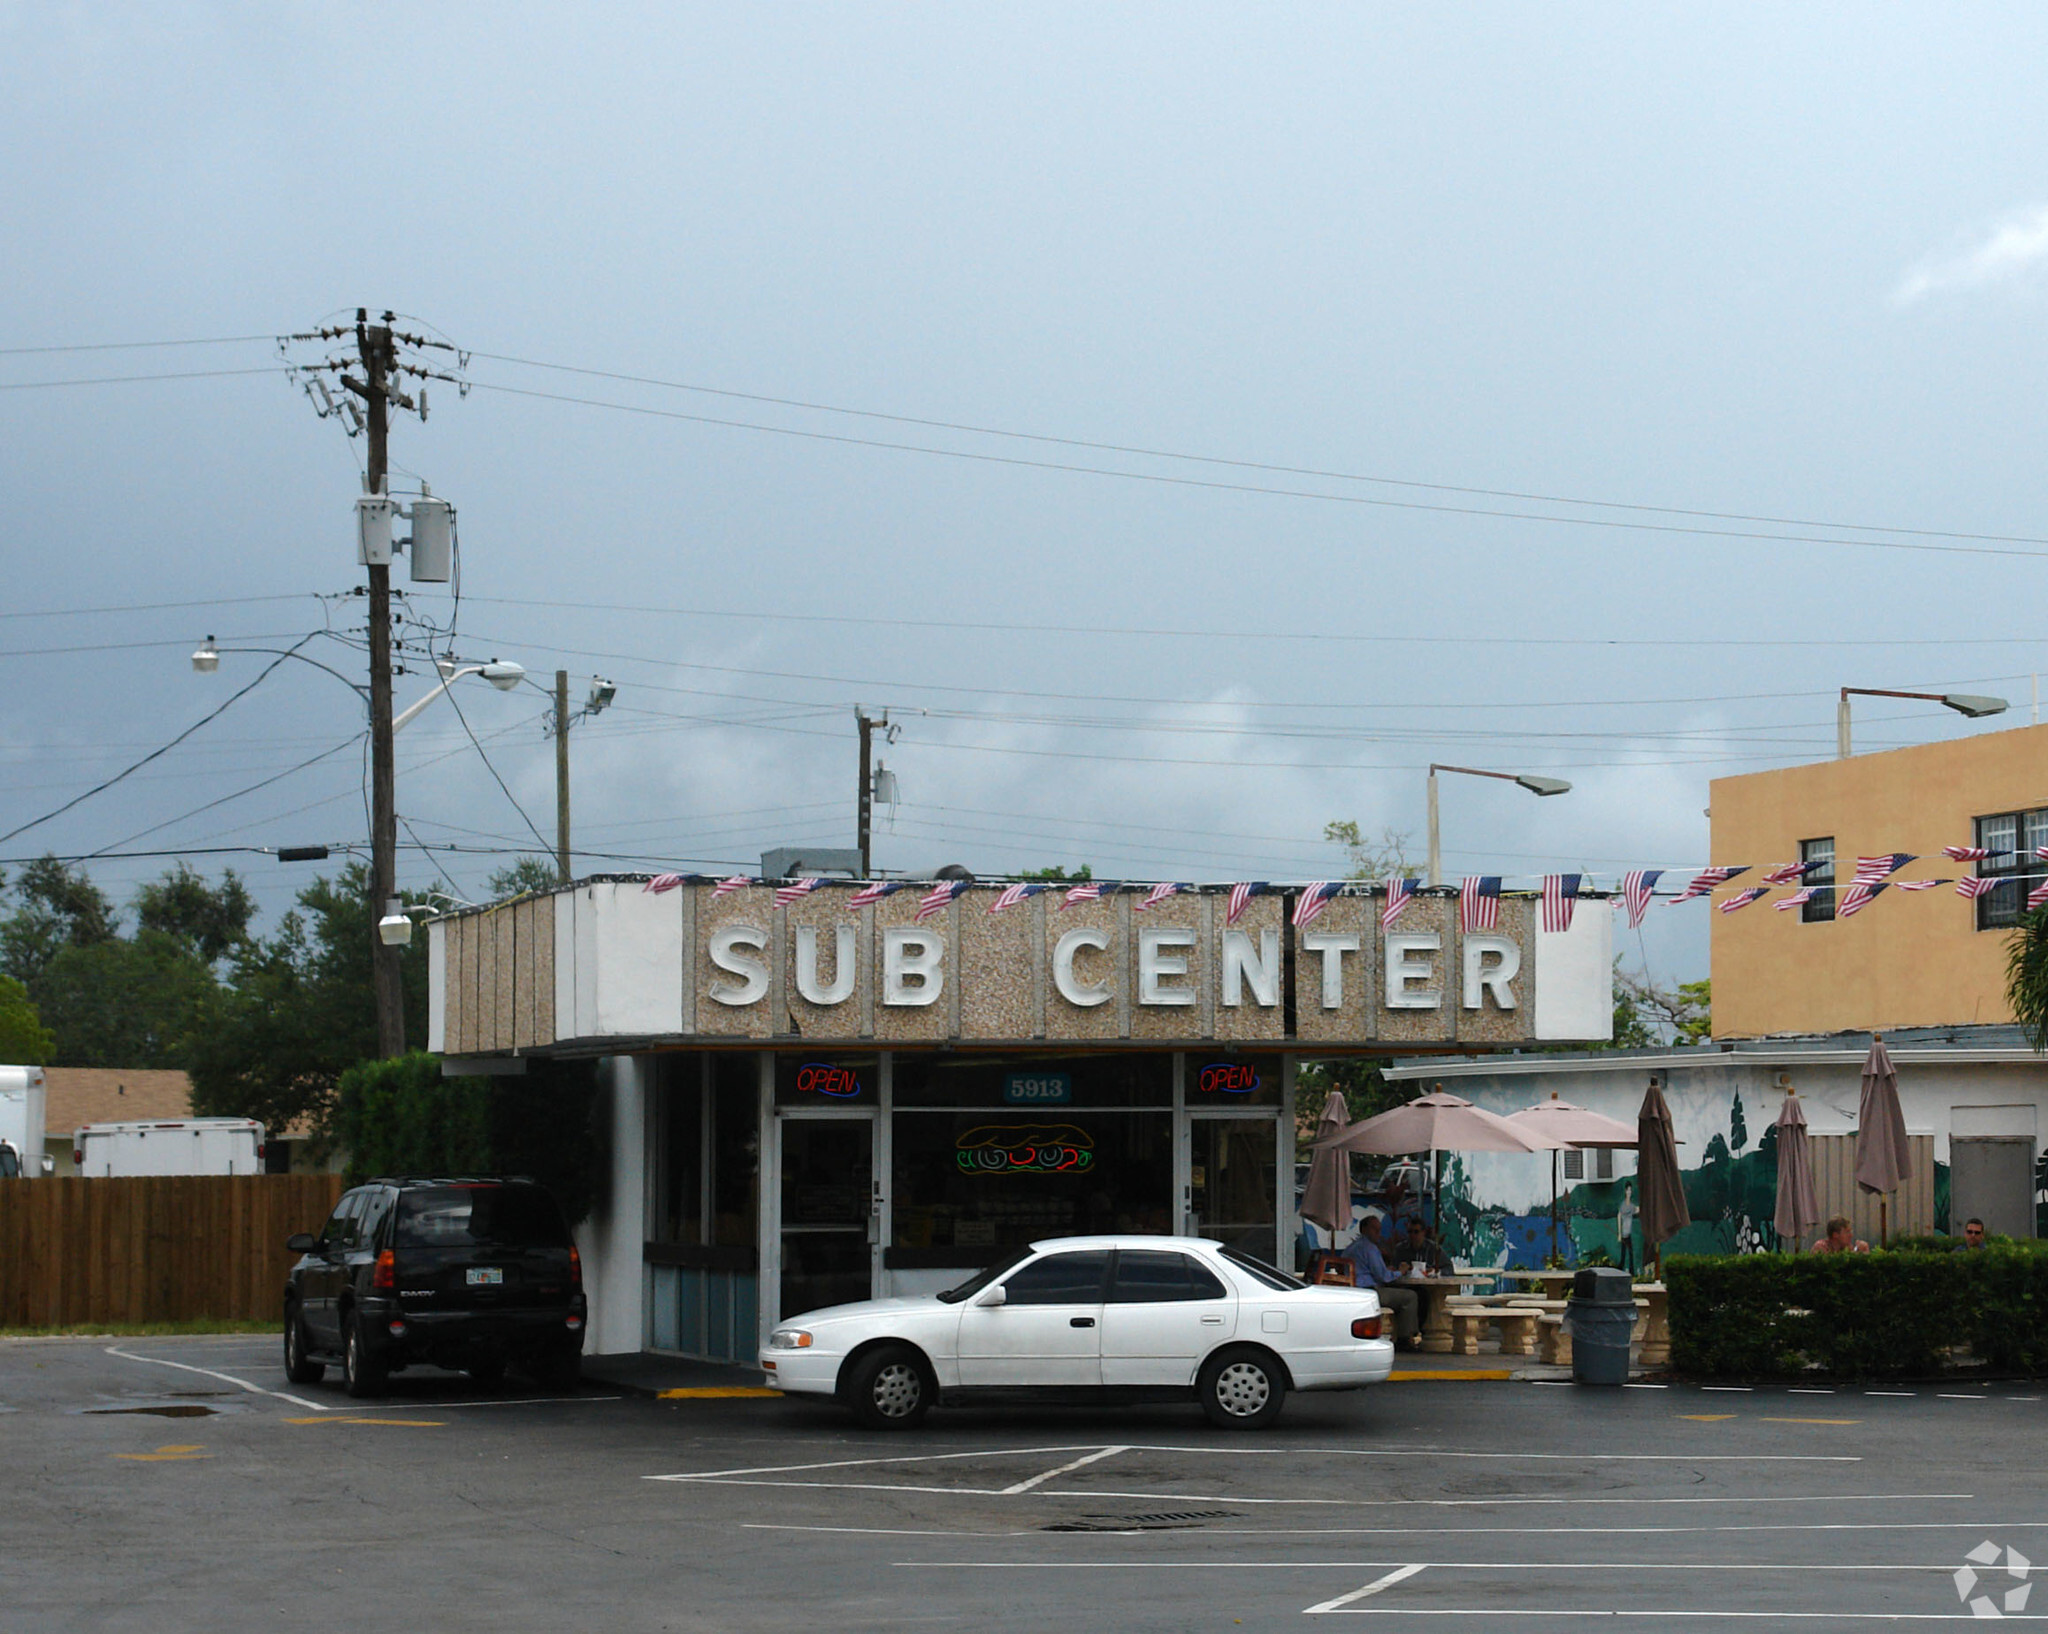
[395,1185,571,1250]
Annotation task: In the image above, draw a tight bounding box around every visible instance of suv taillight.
[568,1245,582,1291]
[372,1249,396,1290]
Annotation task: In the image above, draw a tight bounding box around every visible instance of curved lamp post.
[1837,687,2007,759]
[1426,762,1572,889]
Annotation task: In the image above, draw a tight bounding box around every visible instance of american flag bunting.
[1459,875,1501,933]
[1851,854,1915,887]
[1718,887,1769,914]
[1226,882,1265,926]
[1957,876,1998,899]
[916,879,969,922]
[1135,882,1183,912]
[773,877,822,908]
[711,875,750,898]
[1062,881,1105,909]
[1540,874,1582,934]
[987,882,1043,914]
[1671,866,1747,904]
[2030,880,2048,913]
[1944,846,1994,862]
[1761,860,1823,886]
[1895,879,1946,891]
[1775,887,1817,912]
[1293,881,1339,928]
[1620,869,1662,928]
[644,873,685,895]
[847,880,905,910]
[1837,882,1886,917]
[1380,877,1418,930]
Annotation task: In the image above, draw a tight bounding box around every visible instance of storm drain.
[1044,1510,1239,1533]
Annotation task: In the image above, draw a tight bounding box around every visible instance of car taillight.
[1352,1315,1382,1340]
[372,1249,396,1290]
[568,1245,581,1290]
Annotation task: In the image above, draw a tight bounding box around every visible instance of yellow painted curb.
[1388,1369,1513,1382]
[117,1444,210,1461]
[657,1387,783,1399]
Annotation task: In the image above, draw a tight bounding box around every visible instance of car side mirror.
[974,1283,1007,1308]
[286,1233,317,1254]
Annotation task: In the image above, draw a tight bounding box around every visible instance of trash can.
[1567,1267,1636,1386]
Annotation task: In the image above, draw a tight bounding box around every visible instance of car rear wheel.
[1197,1346,1287,1430]
[844,1344,932,1430]
[343,1315,388,1399]
[283,1306,325,1385]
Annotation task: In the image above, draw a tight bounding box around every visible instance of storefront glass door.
[1186,1116,1279,1261]
[778,1114,876,1322]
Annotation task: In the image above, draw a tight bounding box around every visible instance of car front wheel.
[844,1344,932,1430]
[343,1315,388,1399]
[1197,1346,1287,1430]
[283,1305,325,1385]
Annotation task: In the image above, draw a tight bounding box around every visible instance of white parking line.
[105,1348,616,1413]
[649,1445,1109,1482]
[1304,1565,1426,1615]
[1282,1611,2048,1621]
[1109,1443,1860,1465]
[750,1519,2048,1541]
[998,1446,1130,1495]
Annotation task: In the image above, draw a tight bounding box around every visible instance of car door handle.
[1070,1317,1095,1328]
[1200,1315,1225,1324]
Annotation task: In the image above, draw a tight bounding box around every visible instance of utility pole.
[856,707,877,877]
[555,669,572,883]
[355,311,405,1059]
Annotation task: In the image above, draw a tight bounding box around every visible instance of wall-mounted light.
[377,897,414,947]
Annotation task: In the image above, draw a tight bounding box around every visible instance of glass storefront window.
[893,1053,1170,1109]
[654,1055,761,1250]
[656,1062,704,1245]
[711,1055,759,1249]
[775,1054,878,1107]
[891,1109,1173,1263]
[1185,1055,1282,1107]
[1189,1116,1278,1257]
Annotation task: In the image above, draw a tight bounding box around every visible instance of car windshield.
[394,1185,571,1250]
[935,1246,1032,1303]
[1221,1245,1308,1291]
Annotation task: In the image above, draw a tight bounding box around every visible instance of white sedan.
[762,1234,1393,1430]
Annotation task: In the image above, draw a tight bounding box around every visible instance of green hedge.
[1667,1246,2048,1379]
[333,1052,601,1224]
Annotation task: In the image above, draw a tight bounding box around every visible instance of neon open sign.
[955,1124,1095,1175]
[1197,1062,1260,1094]
[794,1063,863,1098]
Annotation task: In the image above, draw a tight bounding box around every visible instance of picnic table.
[1398,1270,1501,1354]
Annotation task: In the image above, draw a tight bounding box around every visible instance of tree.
[487,857,560,898]
[133,863,254,965]
[1020,864,1091,883]
[1729,1089,1749,1154]
[2006,908,2048,1053]
[1295,1058,1409,1155]
[35,932,219,1068]
[1322,822,1414,882]
[0,856,116,988]
[0,975,54,1064]
[1613,968,1711,1045]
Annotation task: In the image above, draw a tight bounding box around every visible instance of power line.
[0,335,277,356]
[0,366,281,390]
[467,378,2048,564]
[87,732,369,857]
[0,593,323,623]
[469,348,2048,550]
[442,686,554,855]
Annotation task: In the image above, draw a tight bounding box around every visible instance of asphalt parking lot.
[6,1335,2044,1631]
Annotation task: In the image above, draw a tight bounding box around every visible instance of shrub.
[1667,1247,2048,1379]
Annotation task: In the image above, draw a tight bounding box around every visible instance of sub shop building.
[427,878,1612,1362]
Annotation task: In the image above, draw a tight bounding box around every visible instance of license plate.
[465,1267,503,1286]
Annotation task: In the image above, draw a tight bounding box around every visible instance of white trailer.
[72,1117,266,1177]
[0,1065,49,1177]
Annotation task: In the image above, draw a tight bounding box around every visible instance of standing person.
[1616,1182,1638,1275]
[1341,1216,1420,1348]
[1811,1215,1869,1254]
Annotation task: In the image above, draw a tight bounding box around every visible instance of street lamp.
[1837,687,2008,759]
[391,658,526,732]
[1426,763,1573,888]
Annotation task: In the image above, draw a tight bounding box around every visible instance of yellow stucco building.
[1709,722,2048,1037]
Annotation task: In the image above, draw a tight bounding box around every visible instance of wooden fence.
[0,1174,343,1328]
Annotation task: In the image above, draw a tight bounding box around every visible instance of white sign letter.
[1221,928,1280,1008]
[794,923,856,1006]
[882,926,944,1006]
[1384,934,1441,1010]
[1053,927,1112,1008]
[1137,927,1196,1006]
[1301,931,1360,1011]
[1462,933,1521,1011]
[708,924,769,1007]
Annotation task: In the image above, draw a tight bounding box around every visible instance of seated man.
[1961,1217,1988,1249]
[1810,1214,1869,1254]
[1340,1216,1420,1348]
[1393,1217,1454,1278]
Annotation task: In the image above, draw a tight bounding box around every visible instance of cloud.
[1893,204,2048,305]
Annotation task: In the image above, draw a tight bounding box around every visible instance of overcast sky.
[6,5,2048,991]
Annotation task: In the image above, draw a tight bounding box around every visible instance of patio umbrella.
[1506,1092,1640,1261]
[1772,1089,1820,1251]
[1300,1090,1353,1234]
[1854,1033,1911,1246]
[1636,1077,1690,1274]
[1314,1089,1558,1240]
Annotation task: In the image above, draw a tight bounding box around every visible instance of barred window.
[1801,837,1835,924]
[1974,810,2048,929]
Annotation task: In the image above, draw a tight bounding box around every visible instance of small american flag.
[847,880,905,910]
[1851,853,1915,886]
[1957,876,1998,899]
[2036,847,2048,864]
[711,875,750,898]
[1944,845,1993,862]
[1837,882,1886,917]
[1226,882,1266,925]
[2030,880,2048,913]
[1381,876,1418,930]
[1895,878,1945,891]
[916,879,968,922]
[1718,887,1769,914]
[644,873,685,895]
[987,882,1043,914]
[1620,869,1662,928]
[1540,874,1582,934]
[773,877,822,908]
[1671,866,1747,904]
[1062,881,1105,909]
[1775,887,1817,912]
[1761,860,1822,886]
[1293,881,1339,928]
[1459,875,1501,933]
[1135,882,1183,912]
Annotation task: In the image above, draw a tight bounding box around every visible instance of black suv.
[284,1177,586,1397]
